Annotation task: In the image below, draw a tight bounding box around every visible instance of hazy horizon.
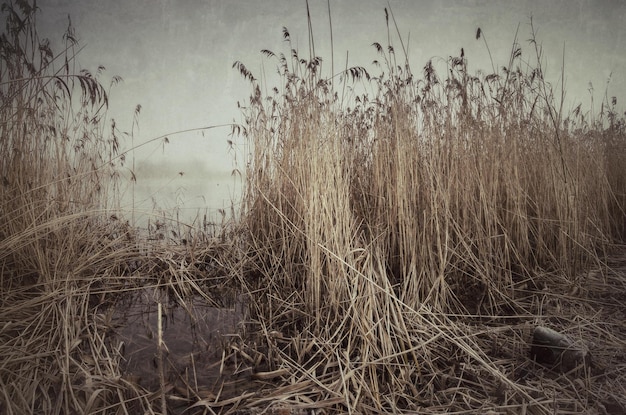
[34,0,626,225]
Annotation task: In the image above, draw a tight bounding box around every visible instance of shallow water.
[111,286,247,395]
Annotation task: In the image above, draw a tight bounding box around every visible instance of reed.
[235,9,626,414]
[0,2,154,412]
[1,1,625,413]
[0,4,246,413]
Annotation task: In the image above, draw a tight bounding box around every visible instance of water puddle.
[111,286,253,404]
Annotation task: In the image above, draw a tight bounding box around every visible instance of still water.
[116,158,243,231]
[112,286,250,402]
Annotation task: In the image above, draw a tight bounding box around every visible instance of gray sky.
[35,0,626,224]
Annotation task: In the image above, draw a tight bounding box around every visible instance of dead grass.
[230,8,626,415]
[1,3,177,413]
[1,2,625,414]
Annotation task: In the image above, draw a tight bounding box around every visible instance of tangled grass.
[1,1,625,414]
[232,7,626,415]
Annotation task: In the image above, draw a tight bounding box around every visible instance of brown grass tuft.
[232,10,626,414]
[2,2,625,414]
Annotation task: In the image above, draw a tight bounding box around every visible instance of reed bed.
[0,2,148,412]
[0,3,231,413]
[232,10,626,415]
[1,2,626,414]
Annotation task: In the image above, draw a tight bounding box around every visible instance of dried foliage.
[0,3,248,414]
[0,2,147,413]
[1,1,625,414]
[233,9,626,415]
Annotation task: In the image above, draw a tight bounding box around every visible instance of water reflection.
[112,286,246,394]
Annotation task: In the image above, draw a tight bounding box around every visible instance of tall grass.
[236,11,626,414]
[2,1,625,413]
[0,2,154,412]
[1,1,124,282]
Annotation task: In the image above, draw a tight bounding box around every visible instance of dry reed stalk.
[231,5,626,414]
[157,302,167,415]
[0,3,158,413]
[2,1,625,413]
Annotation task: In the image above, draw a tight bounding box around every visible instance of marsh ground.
[1,2,626,414]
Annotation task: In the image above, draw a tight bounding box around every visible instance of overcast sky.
[34,0,626,224]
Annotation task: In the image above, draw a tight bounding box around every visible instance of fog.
[36,0,626,224]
